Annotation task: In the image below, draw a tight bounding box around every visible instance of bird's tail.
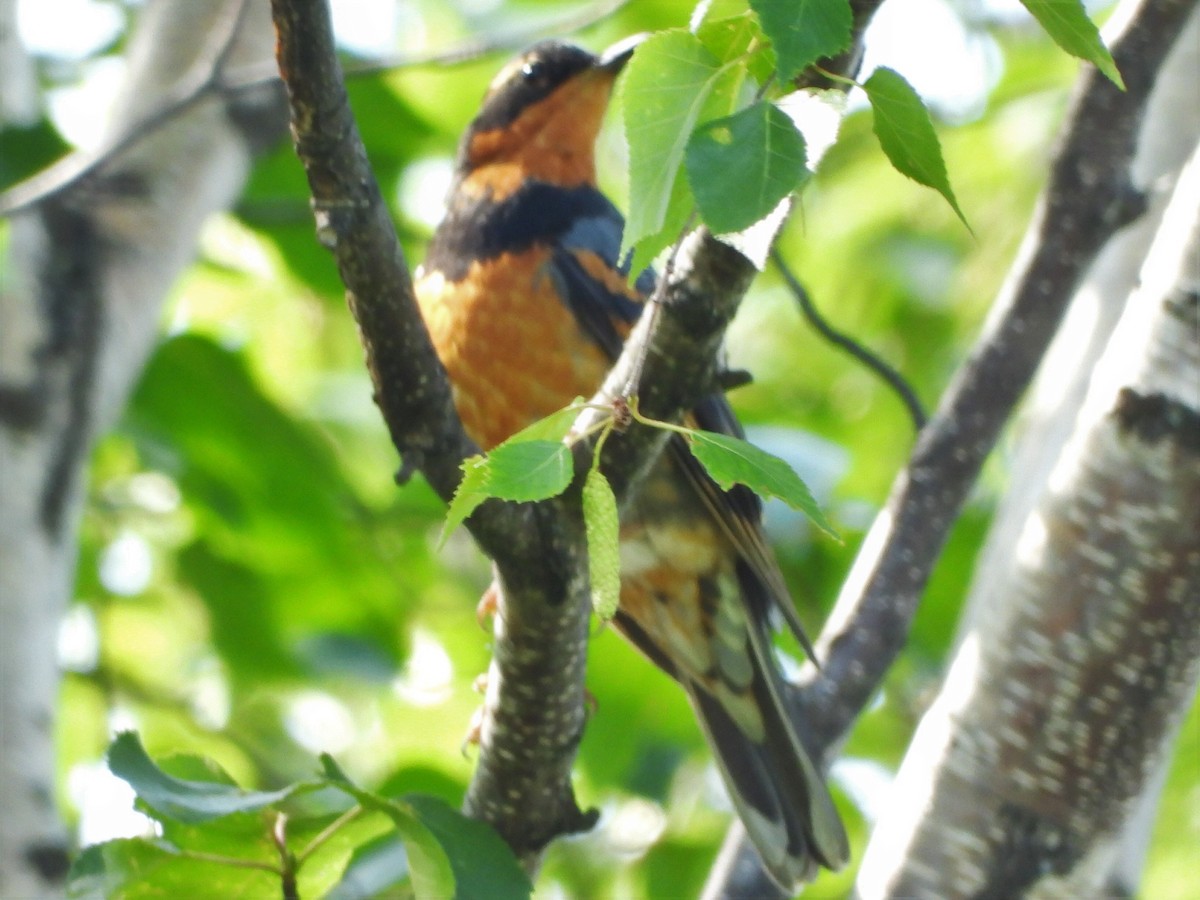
[685,588,849,890]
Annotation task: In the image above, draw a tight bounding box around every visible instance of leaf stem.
[812,64,858,88]
[272,813,301,900]
[589,419,614,470]
[566,411,619,448]
[771,248,927,432]
[625,397,695,437]
[295,804,363,865]
[173,848,282,874]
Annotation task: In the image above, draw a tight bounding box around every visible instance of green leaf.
[687,431,837,538]
[504,398,587,444]
[483,439,573,501]
[620,29,743,273]
[438,403,587,545]
[694,10,758,63]
[693,6,774,82]
[750,0,853,80]
[67,838,281,899]
[0,119,71,192]
[685,101,808,234]
[107,732,299,824]
[320,762,528,899]
[439,455,491,547]
[696,9,777,84]
[320,753,356,785]
[350,801,453,900]
[71,811,380,900]
[582,467,621,621]
[863,67,968,229]
[406,795,532,900]
[1020,0,1123,88]
[326,832,409,900]
[139,754,279,860]
[320,761,456,900]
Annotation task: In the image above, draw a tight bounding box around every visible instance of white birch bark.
[0,0,37,125]
[0,2,280,894]
[944,9,1200,893]
[858,134,1200,900]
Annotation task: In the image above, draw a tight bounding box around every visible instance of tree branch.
[0,1,283,894]
[0,0,626,217]
[271,0,593,862]
[705,0,1198,895]
[772,249,927,432]
[0,0,283,216]
[339,0,630,77]
[268,0,759,872]
[799,0,1196,761]
[859,136,1200,898]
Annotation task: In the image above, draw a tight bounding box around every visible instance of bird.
[413,39,849,889]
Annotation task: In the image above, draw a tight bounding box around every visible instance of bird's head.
[456,38,638,196]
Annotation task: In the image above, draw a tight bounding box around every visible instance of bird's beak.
[597,34,645,75]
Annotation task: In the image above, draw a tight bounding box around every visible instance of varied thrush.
[414,39,848,889]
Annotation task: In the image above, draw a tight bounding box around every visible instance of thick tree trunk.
[704,2,1197,897]
[0,2,282,895]
[949,11,1200,893]
[857,138,1200,900]
[0,0,36,125]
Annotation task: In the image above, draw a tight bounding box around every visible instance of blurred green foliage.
[13,0,1191,897]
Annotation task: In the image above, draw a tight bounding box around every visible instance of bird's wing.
[549,213,817,660]
[548,205,642,357]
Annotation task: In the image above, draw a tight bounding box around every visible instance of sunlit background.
[8,0,1196,896]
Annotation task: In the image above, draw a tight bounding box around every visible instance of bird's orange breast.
[416,213,758,732]
[415,247,613,451]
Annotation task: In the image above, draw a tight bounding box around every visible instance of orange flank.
[415,247,613,451]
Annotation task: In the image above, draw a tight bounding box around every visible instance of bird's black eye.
[521,59,546,84]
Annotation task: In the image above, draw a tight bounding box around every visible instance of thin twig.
[771,248,927,432]
[341,0,630,77]
[0,0,257,215]
[0,0,628,217]
[207,0,256,77]
[704,1,1195,896]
